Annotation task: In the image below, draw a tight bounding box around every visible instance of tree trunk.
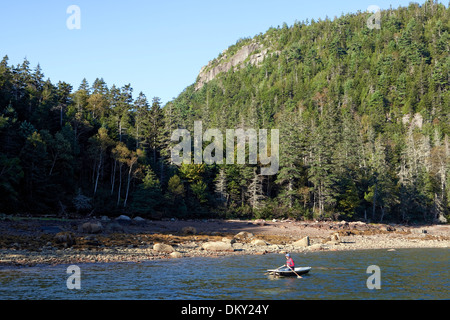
[94,152,102,195]
[124,164,133,208]
[49,154,58,176]
[372,183,377,221]
[111,159,117,195]
[117,163,122,207]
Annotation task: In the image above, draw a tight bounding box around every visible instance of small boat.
[266,267,312,277]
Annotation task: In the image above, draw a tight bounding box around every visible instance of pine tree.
[129,166,162,217]
[147,97,164,163]
[247,168,265,210]
[134,92,149,150]
[214,168,229,206]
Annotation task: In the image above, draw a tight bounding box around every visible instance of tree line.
[0,0,448,223]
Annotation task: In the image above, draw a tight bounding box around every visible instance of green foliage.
[0,1,448,222]
[168,175,185,197]
[167,1,449,222]
[191,180,208,204]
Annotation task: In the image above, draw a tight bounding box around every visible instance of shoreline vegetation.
[0,216,448,268]
[1,2,449,231]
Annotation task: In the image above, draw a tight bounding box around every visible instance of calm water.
[0,248,448,300]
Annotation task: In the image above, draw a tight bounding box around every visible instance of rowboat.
[266,267,312,277]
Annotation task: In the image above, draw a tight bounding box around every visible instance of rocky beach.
[0,215,448,267]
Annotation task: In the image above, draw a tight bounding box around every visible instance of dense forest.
[0,1,448,223]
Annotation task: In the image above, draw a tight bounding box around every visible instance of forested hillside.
[0,1,448,223]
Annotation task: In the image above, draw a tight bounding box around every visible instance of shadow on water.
[0,248,448,300]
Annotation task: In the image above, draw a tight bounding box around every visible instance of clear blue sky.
[0,0,439,105]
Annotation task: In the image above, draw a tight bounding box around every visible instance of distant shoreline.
[0,217,448,268]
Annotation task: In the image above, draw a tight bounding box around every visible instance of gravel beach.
[0,216,448,267]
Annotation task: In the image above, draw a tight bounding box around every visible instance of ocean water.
[0,248,448,300]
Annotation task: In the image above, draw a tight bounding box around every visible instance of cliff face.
[195,42,270,90]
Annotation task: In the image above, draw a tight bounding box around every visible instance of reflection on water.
[0,248,448,300]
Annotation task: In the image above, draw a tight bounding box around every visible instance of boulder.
[100,216,111,222]
[292,236,310,248]
[115,215,132,224]
[133,216,146,225]
[170,252,183,259]
[251,239,268,246]
[55,232,76,246]
[153,243,175,253]
[202,241,234,252]
[80,222,103,234]
[234,231,254,241]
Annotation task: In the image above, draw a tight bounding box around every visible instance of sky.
[0,0,441,105]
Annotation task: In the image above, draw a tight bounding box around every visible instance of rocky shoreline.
[0,216,449,268]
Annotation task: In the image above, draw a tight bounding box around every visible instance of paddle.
[288,266,303,279]
[265,265,286,276]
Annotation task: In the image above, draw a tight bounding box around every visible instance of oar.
[265,265,285,276]
[288,266,303,279]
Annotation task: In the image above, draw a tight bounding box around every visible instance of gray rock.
[292,236,310,248]
[170,252,183,258]
[251,239,268,246]
[234,231,254,240]
[80,222,103,234]
[116,215,132,224]
[195,42,272,90]
[153,243,175,253]
[202,241,234,252]
[133,216,146,225]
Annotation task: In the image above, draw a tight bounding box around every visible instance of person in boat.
[285,253,295,270]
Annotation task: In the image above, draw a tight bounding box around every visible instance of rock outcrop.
[195,42,272,90]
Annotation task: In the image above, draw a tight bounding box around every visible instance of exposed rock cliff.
[195,42,270,90]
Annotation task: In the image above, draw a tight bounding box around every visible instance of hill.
[164,0,449,223]
[0,0,448,224]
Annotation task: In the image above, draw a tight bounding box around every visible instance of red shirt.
[286,258,295,268]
